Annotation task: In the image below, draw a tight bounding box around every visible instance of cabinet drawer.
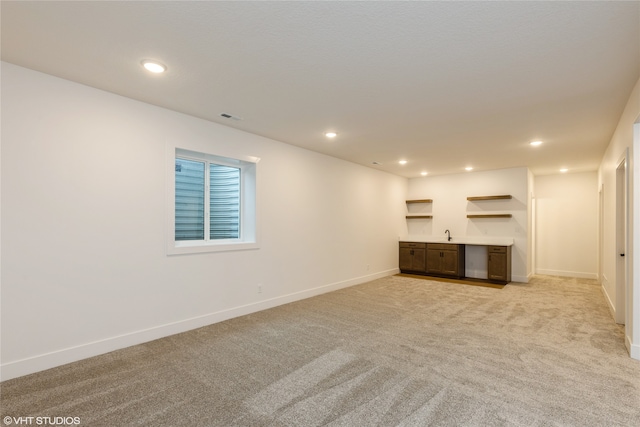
[400,242,426,249]
[427,243,459,251]
[488,246,507,253]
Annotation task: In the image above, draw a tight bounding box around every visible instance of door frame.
[616,150,629,325]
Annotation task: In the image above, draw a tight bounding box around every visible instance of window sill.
[167,240,260,255]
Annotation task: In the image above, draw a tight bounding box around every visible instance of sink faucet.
[445,229,451,241]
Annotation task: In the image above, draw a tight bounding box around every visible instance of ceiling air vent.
[220,112,242,121]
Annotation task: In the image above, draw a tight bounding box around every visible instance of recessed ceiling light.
[421,171,428,176]
[560,168,569,173]
[465,167,473,171]
[399,160,407,165]
[530,140,543,146]
[141,60,166,73]
[325,132,337,138]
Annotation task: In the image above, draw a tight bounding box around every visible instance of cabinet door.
[412,248,426,272]
[488,252,507,281]
[488,246,510,283]
[441,249,460,276]
[426,249,442,273]
[399,247,414,271]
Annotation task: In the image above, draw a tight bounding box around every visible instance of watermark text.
[3,416,81,426]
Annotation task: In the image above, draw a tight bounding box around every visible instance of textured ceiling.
[2,1,639,177]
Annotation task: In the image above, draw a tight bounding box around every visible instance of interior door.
[615,153,627,325]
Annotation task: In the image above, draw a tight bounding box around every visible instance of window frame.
[167,145,259,255]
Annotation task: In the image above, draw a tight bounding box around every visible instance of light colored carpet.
[1,275,639,426]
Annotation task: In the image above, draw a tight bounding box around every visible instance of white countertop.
[399,235,514,246]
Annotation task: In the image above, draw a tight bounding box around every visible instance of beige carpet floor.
[1,275,639,426]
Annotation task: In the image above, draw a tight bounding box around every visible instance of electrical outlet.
[366,264,370,271]
[258,284,262,293]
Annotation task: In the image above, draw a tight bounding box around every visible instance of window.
[168,147,258,255]
[175,159,240,241]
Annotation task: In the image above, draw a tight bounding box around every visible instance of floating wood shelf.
[406,215,433,219]
[467,195,512,201]
[467,214,512,218]
[406,199,433,204]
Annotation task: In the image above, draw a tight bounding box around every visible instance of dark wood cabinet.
[399,242,426,273]
[426,243,465,278]
[488,245,511,283]
[399,241,511,284]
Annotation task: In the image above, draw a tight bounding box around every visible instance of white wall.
[0,63,408,380]
[527,169,535,278]
[598,75,640,360]
[406,168,531,282]
[534,172,598,279]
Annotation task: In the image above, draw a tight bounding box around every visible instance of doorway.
[599,184,604,283]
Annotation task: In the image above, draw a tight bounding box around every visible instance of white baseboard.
[535,268,598,280]
[1,268,399,382]
[628,335,640,360]
[600,277,617,321]
[512,274,530,283]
